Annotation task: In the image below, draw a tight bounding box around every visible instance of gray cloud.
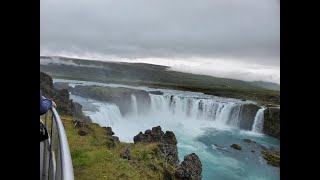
[41,0,279,83]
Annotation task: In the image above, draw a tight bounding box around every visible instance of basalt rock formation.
[263,107,280,140]
[134,126,202,179]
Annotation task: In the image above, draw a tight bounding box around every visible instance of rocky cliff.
[176,153,202,180]
[239,103,260,130]
[40,72,91,122]
[263,107,280,139]
[134,126,202,179]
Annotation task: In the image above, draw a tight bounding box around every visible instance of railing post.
[42,112,50,178]
[50,111,56,180]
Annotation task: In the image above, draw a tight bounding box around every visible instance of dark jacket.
[40,92,52,115]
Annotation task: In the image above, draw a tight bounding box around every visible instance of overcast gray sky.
[40,0,280,84]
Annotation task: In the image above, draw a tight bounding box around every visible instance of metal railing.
[41,107,74,180]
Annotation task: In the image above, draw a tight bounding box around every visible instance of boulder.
[103,127,115,136]
[231,144,242,150]
[175,153,202,180]
[122,146,131,160]
[133,126,164,144]
[243,138,256,143]
[261,150,280,167]
[134,126,179,166]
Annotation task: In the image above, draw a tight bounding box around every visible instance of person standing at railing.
[40,91,56,115]
[40,91,57,142]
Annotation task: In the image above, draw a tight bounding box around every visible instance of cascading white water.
[130,94,138,115]
[227,104,242,127]
[151,95,167,112]
[252,108,265,133]
[149,94,244,128]
[216,103,236,124]
[84,103,122,127]
[72,91,251,132]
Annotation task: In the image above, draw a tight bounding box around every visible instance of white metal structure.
[40,107,74,180]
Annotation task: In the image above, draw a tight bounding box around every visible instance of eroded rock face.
[40,72,91,122]
[157,131,180,166]
[134,126,179,166]
[103,127,115,136]
[103,126,120,147]
[134,126,202,179]
[176,153,202,180]
[133,126,164,144]
[239,104,260,130]
[263,107,280,140]
[163,131,177,145]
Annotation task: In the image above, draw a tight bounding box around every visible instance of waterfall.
[227,104,242,127]
[252,108,265,133]
[151,95,167,112]
[130,94,138,115]
[72,92,255,131]
[149,94,245,128]
[84,103,122,127]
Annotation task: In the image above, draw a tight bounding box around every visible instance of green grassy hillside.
[40,56,280,105]
[61,116,174,180]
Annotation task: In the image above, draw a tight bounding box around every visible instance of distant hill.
[250,81,280,91]
[40,56,280,105]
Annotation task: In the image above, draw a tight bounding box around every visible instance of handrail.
[41,107,74,180]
